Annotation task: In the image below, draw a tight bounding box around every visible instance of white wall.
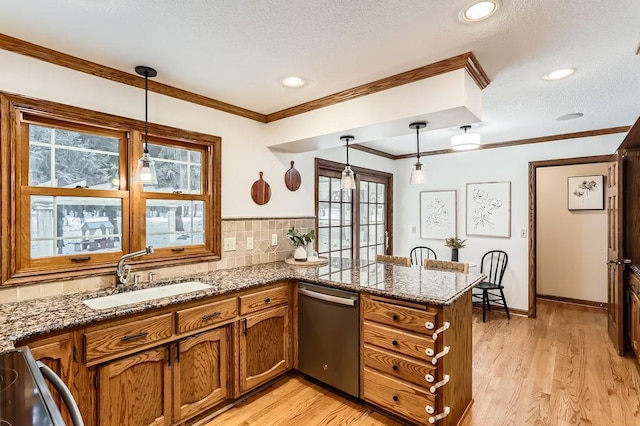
[393,134,622,311]
[536,163,608,303]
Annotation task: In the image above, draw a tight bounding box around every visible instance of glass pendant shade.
[135,152,158,185]
[341,165,356,190]
[409,161,425,185]
[451,125,481,151]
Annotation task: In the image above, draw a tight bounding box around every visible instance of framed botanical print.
[568,175,604,210]
[466,181,511,238]
[420,190,457,239]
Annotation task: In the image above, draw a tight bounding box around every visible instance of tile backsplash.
[0,217,315,303]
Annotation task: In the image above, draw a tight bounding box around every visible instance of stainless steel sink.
[83,281,211,310]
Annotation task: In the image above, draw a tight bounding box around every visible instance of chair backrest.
[376,254,412,267]
[409,246,437,266]
[424,259,469,273]
[480,250,508,285]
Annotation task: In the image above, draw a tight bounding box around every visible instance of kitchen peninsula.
[0,259,483,425]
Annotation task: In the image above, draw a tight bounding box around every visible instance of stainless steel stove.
[0,347,65,426]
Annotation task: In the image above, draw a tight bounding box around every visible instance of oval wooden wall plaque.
[251,171,271,205]
[284,161,301,191]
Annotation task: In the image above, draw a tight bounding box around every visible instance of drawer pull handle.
[121,331,148,342]
[71,256,91,262]
[392,395,398,402]
[392,340,398,346]
[426,405,435,415]
[201,311,222,320]
[431,346,450,365]
[392,314,399,321]
[425,348,435,357]
[392,364,398,371]
[428,406,451,424]
[265,297,271,303]
[425,321,435,330]
[430,374,450,393]
[432,321,450,340]
[171,247,185,252]
[425,374,435,383]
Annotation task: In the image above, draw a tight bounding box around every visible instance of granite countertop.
[0,258,484,353]
[630,264,640,275]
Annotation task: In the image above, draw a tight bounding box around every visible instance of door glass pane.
[330,178,341,201]
[360,225,368,245]
[368,226,376,245]
[29,125,120,189]
[318,177,330,202]
[146,200,205,248]
[369,205,376,224]
[368,246,376,261]
[318,202,330,227]
[376,205,384,224]
[145,144,203,194]
[330,227,341,252]
[369,182,377,203]
[342,187,352,202]
[330,204,341,226]
[377,224,385,244]
[360,203,369,224]
[377,183,385,203]
[318,228,329,254]
[342,226,352,249]
[30,196,122,258]
[360,181,368,201]
[342,204,352,226]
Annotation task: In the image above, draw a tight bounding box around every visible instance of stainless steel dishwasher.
[297,282,360,398]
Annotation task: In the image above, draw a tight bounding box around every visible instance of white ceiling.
[0,0,638,155]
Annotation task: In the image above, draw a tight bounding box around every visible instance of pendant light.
[451,125,481,151]
[340,135,356,190]
[409,121,427,185]
[134,66,158,185]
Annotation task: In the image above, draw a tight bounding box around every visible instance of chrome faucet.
[116,246,154,287]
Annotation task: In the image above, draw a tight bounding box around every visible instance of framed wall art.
[420,190,457,239]
[466,181,511,238]
[568,175,604,210]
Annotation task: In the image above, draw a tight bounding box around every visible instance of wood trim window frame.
[0,92,222,286]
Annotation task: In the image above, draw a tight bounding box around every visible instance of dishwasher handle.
[37,361,84,426]
[298,287,356,306]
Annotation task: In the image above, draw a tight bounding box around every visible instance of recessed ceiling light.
[542,68,576,81]
[556,113,584,121]
[281,76,305,88]
[460,1,499,22]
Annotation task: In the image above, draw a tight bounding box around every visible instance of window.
[315,159,393,261]
[1,94,221,284]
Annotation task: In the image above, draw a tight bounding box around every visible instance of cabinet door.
[632,293,640,361]
[173,327,230,422]
[239,305,291,394]
[97,346,171,426]
[29,333,74,425]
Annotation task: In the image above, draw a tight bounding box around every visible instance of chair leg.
[482,290,487,322]
[500,288,510,319]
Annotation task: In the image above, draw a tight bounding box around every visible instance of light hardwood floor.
[206,300,640,426]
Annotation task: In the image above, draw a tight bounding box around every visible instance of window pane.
[29,125,120,189]
[360,203,369,224]
[318,228,329,254]
[369,205,376,224]
[146,144,203,194]
[368,226,376,246]
[377,224,385,244]
[30,196,122,258]
[360,181,368,201]
[369,182,377,203]
[360,225,368,245]
[330,178,341,202]
[342,187,352,202]
[330,204,341,226]
[342,226,352,249]
[376,205,384,224]
[330,227,341,251]
[342,204,352,226]
[341,249,351,260]
[318,177,330,202]
[146,200,205,248]
[377,183,385,203]
[318,202,330,227]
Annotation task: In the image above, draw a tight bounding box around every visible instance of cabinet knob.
[392,340,398,346]
[392,395,399,402]
[392,364,398,371]
[265,297,271,303]
[392,314,399,321]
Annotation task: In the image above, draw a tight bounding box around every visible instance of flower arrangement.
[287,227,315,247]
[444,237,466,249]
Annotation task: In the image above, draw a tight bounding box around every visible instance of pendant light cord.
[415,127,421,161]
[346,138,350,166]
[144,71,149,154]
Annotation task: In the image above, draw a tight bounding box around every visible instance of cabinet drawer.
[363,297,437,335]
[84,313,173,362]
[363,321,435,363]
[176,297,237,334]
[363,344,436,390]
[363,367,435,425]
[239,284,289,315]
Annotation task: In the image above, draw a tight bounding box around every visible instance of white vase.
[294,246,307,261]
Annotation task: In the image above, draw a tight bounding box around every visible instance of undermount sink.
[83,281,212,310]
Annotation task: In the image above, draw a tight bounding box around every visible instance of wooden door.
[357,175,393,260]
[28,333,74,425]
[173,326,230,422]
[98,346,171,426]
[607,156,624,354]
[239,305,291,394]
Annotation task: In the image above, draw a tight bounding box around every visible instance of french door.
[315,159,393,261]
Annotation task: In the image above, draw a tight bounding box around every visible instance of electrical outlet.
[411,226,417,234]
[271,233,278,246]
[520,229,527,238]
[247,237,254,250]
[223,237,236,251]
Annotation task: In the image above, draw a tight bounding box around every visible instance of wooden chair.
[409,246,437,266]
[424,259,469,273]
[375,254,412,267]
[473,250,509,322]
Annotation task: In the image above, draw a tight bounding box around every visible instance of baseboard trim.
[537,294,606,309]
[472,304,528,317]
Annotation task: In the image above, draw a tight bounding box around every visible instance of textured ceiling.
[0,0,638,155]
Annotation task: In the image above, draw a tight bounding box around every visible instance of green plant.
[287,227,315,247]
[444,237,466,249]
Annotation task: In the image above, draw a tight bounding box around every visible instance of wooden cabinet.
[631,290,640,361]
[173,327,230,422]
[97,346,172,426]
[361,293,472,426]
[27,331,75,426]
[239,305,291,394]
